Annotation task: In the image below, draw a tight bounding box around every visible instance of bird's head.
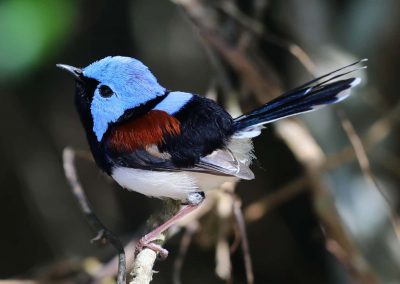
[57,56,166,142]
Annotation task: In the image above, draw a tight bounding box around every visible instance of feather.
[108,110,181,152]
[233,60,366,135]
[198,148,254,180]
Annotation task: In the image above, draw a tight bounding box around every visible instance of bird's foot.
[135,236,169,260]
[134,194,204,260]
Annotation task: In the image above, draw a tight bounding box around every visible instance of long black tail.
[234,59,366,132]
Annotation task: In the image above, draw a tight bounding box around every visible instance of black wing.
[104,95,253,179]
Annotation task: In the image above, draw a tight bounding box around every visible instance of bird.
[57,56,365,256]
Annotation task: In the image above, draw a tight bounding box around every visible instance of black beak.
[56,64,84,82]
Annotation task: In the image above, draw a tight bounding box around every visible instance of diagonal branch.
[337,110,400,239]
[172,222,199,284]
[62,147,126,284]
[232,198,254,284]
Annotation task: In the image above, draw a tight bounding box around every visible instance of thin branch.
[337,110,400,240]
[244,175,309,222]
[129,200,181,284]
[326,239,378,284]
[216,0,317,76]
[172,223,199,284]
[175,0,281,102]
[233,198,254,284]
[337,110,383,193]
[93,238,137,283]
[62,147,126,284]
[215,188,235,281]
[230,219,242,254]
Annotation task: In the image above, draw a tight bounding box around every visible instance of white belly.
[111,167,237,201]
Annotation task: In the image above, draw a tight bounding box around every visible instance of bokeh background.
[1,0,400,283]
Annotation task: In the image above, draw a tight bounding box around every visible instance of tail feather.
[233,60,366,135]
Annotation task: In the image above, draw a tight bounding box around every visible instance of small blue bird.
[57,56,364,256]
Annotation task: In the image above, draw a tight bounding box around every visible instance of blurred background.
[1,0,400,283]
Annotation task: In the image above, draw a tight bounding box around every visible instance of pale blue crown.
[83,56,166,141]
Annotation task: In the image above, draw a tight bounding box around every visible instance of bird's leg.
[136,192,205,259]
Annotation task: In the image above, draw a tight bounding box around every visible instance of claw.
[133,202,202,261]
[135,238,169,260]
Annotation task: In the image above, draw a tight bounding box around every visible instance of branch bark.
[62,147,126,284]
[129,200,181,284]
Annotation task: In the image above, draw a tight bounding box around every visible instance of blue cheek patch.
[154,91,193,114]
[84,56,166,141]
[91,88,127,141]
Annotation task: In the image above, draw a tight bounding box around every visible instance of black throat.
[74,79,114,174]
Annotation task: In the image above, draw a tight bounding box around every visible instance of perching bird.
[57,56,365,256]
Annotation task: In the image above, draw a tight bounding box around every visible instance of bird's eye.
[99,85,114,98]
